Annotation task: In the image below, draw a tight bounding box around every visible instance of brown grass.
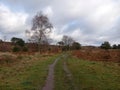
[0,52,17,65]
[72,49,120,62]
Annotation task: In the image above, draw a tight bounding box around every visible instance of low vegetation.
[66,56,120,90]
[54,53,120,90]
[72,49,120,62]
[0,52,58,90]
[0,50,120,90]
[0,53,17,64]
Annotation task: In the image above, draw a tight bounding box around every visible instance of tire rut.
[63,55,78,90]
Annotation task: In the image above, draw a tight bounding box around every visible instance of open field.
[0,51,120,90]
[54,53,120,90]
[66,55,120,90]
[0,52,59,90]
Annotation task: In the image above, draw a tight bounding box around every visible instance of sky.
[0,0,120,46]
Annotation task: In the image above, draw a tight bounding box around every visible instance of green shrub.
[62,46,69,51]
[12,46,21,52]
[71,42,81,50]
[100,41,111,50]
[22,46,28,52]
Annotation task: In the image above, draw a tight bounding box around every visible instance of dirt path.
[42,57,60,90]
[63,55,78,90]
[42,54,77,90]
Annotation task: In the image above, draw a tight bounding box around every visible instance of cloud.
[43,6,53,18]
[0,0,120,45]
[0,3,29,40]
[51,0,120,45]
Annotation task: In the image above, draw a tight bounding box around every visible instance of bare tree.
[62,35,74,50]
[26,12,53,52]
[62,35,68,46]
[62,35,74,46]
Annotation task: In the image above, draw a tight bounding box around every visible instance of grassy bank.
[67,56,120,90]
[0,53,58,90]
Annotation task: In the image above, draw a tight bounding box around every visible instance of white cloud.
[52,0,120,45]
[43,6,53,18]
[87,0,120,31]
[50,28,62,43]
[0,3,28,37]
[0,0,120,45]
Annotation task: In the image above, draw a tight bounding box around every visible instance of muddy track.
[42,56,60,90]
[42,54,78,90]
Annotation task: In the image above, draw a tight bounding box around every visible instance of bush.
[62,45,69,51]
[100,41,111,50]
[112,44,117,49]
[11,37,25,47]
[12,46,21,52]
[72,42,81,50]
[118,44,120,49]
[22,46,28,52]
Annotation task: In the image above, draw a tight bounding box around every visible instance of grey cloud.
[0,0,120,45]
[1,0,52,13]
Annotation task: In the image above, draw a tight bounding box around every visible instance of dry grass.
[0,52,58,90]
[72,49,120,62]
[0,52,17,65]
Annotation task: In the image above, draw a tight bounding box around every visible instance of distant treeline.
[100,41,120,50]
